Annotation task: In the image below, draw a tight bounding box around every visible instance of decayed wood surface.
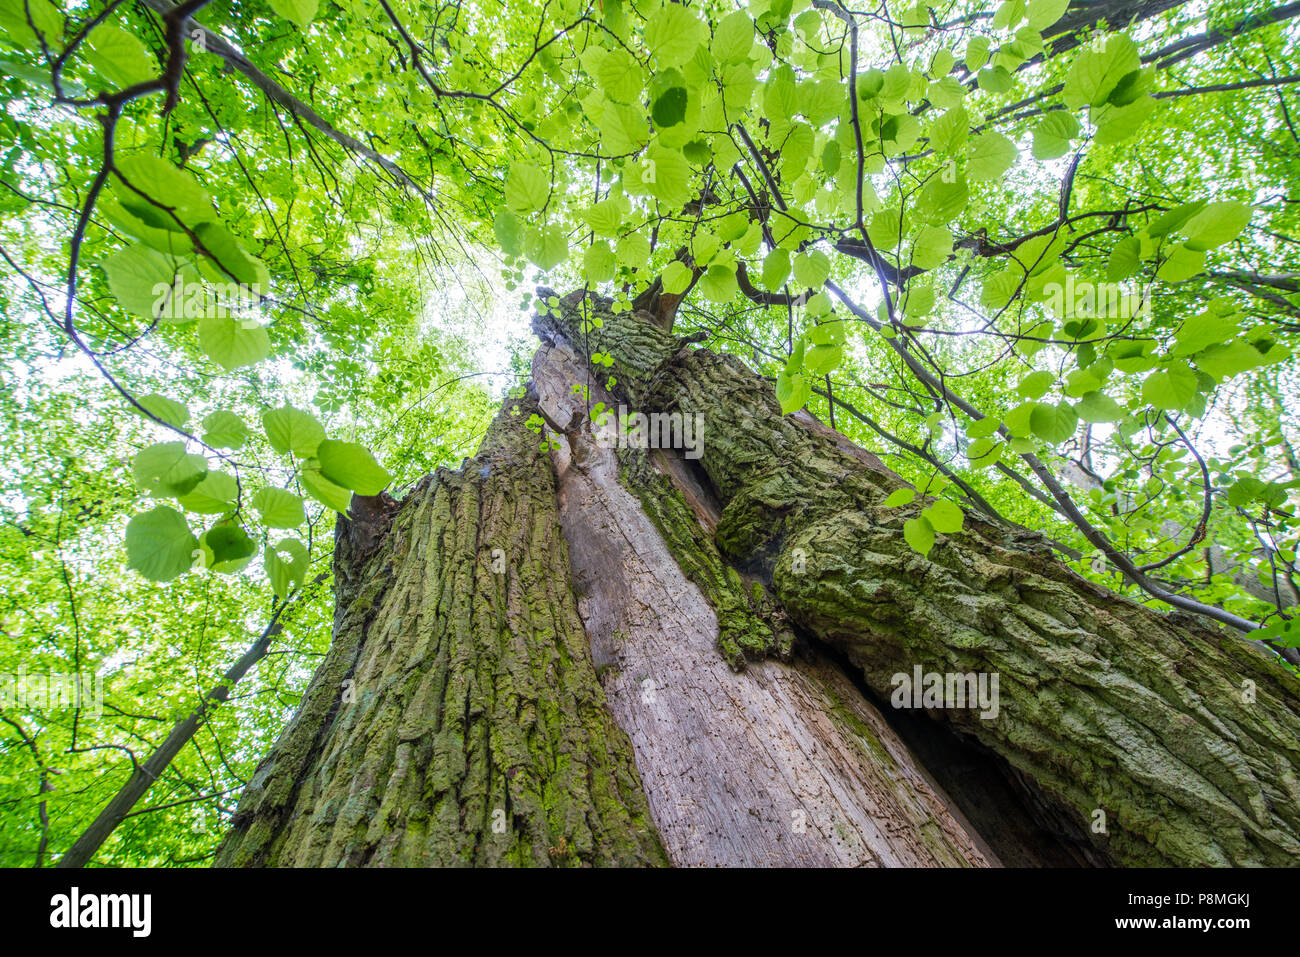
[532,334,993,867]
[537,289,1300,867]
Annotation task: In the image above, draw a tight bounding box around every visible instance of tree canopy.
[1,0,1298,865]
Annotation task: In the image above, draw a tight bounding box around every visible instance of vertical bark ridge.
[215,398,667,866]
[531,332,993,866]
[537,289,1300,867]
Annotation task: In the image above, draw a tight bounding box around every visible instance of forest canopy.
[0,0,1298,866]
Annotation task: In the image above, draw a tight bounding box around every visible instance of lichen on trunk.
[215,396,667,867]
[536,288,1300,867]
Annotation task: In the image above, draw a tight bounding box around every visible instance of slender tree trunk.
[57,599,301,868]
[217,288,1300,867]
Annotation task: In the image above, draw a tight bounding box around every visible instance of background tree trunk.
[217,289,1300,867]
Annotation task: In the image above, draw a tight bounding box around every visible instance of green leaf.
[928,107,969,155]
[268,0,318,28]
[1092,95,1155,144]
[592,47,644,104]
[929,76,966,110]
[642,143,693,208]
[762,248,791,289]
[699,263,738,303]
[1063,34,1140,109]
[505,163,550,213]
[661,261,692,295]
[1148,201,1206,239]
[978,66,1013,95]
[252,488,307,529]
[1156,244,1206,283]
[792,249,830,289]
[644,3,707,68]
[967,133,1018,182]
[266,538,308,598]
[1030,401,1078,444]
[583,242,617,283]
[917,174,968,225]
[1195,341,1264,381]
[922,498,964,534]
[194,221,268,289]
[103,244,185,321]
[1106,236,1141,281]
[301,466,352,514]
[133,442,206,497]
[85,23,156,89]
[493,208,524,256]
[1227,476,1263,508]
[884,488,916,507]
[712,10,754,63]
[803,342,843,377]
[1031,112,1080,160]
[616,233,651,269]
[1016,370,1055,399]
[201,411,248,450]
[526,225,569,271]
[262,406,325,458]
[0,0,61,48]
[1027,0,1069,30]
[581,198,623,238]
[316,440,391,495]
[775,371,810,414]
[135,393,189,428]
[1141,366,1198,410]
[903,516,936,556]
[966,436,1004,466]
[1076,390,1125,423]
[201,523,256,573]
[902,283,936,322]
[911,225,952,270]
[114,154,214,224]
[177,471,238,514]
[198,314,271,370]
[993,0,1026,30]
[126,506,197,582]
[1181,201,1252,251]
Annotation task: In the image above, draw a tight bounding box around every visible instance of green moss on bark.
[215,394,668,867]
[540,289,1300,867]
[618,447,793,669]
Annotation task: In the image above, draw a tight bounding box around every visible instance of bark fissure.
[215,399,667,866]
[531,329,992,866]
[537,288,1300,867]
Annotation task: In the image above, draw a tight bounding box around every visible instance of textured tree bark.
[218,286,1300,868]
[214,300,998,868]
[535,289,1300,867]
[530,332,992,866]
[215,401,668,866]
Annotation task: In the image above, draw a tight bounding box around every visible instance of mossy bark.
[536,289,1300,867]
[529,332,994,865]
[214,397,667,867]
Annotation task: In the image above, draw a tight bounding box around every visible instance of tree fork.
[536,287,1300,867]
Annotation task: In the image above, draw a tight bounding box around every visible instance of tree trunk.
[216,289,1300,868]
